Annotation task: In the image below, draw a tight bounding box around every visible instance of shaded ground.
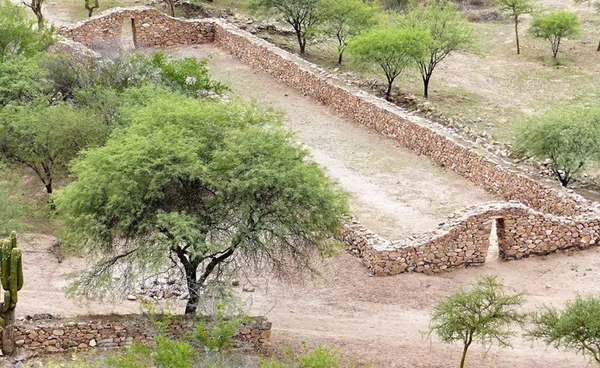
[166,44,496,240]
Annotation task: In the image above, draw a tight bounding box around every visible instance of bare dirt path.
[244,250,599,368]
[18,234,143,317]
[166,44,496,240]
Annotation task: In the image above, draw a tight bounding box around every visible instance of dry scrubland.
[9,0,600,367]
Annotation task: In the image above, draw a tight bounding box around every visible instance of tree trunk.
[184,279,201,315]
[514,18,520,54]
[385,80,393,101]
[423,73,431,99]
[35,11,43,29]
[2,308,15,355]
[459,342,470,368]
[338,52,343,65]
[184,266,200,315]
[167,0,175,16]
[295,30,306,54]
[596,34,599,51]
[87,7,93,17]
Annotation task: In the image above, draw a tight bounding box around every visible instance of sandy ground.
[11,4,600,367]
[166,44,496,240]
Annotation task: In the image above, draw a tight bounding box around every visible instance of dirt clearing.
[165,44,496,240]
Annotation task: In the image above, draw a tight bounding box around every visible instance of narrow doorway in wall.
[486,218,502,262]
[120,17,136,51]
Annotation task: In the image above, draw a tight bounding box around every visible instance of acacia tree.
[514,107,600,187]
[402,0,475,98]
[348,27,430,100]
[55,94,348,315]
[0,102,108,197]
[249,0,322,54]
[495,0,537,54]
[22,0,45,29]
[528,295,600,364]
[0,0,52,61]
[430,276,526,368]
[529,11,581,58]
[84,0,99,17]
[320,0,379,64]
[575,0,600,51]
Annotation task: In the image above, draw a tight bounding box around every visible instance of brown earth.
[165,44,496,240]
[10,3,600,367]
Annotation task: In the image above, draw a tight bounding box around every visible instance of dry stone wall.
[59,7,600,275]
[60,7,214,49]
[10,315,271,354]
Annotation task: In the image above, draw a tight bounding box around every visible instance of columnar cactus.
[0,231,23,355]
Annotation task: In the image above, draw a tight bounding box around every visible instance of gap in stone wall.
[120,17,136,51]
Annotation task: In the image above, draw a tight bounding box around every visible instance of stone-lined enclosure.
[59,7,600,275]
[7,315,271,354]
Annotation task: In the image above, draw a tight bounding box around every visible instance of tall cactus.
[0,232,23,355]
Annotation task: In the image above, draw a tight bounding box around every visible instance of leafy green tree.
[575,0,600,51]
[320,0,380,64]
[55,94,348,315]
[0,163,24,236]
[0,0,52,61]
[249,0,322,54]
[402,0,475,98]
[514,106,600,187]
[495,0,537,54]
[84,0,99,17]
[0,102,109,196]
[529,11,581,58]
[0,55,52,105]
[22,0,45,28]
[528,295,600,364]
[429,276,526,368]
[348,27,431,100]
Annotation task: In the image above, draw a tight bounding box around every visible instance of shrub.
[528,295,600,364]
[529,10,581,58]
[514,106,600,187]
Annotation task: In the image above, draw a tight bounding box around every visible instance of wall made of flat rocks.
[10,314,271,354]
[59,8,600,275]
[60,7,214,50]
[341,201,600,275]
[212,21,594,218]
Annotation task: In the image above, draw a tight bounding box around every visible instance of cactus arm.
[16,255,23,292]
[9,249,20,305]
[9,232,16,250]
[2,291,9,313]
[1,242,9,291]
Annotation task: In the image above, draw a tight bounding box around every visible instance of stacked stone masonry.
[59,7,600,276]
[8,315,271,354]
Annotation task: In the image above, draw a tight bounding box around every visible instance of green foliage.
[529,11,581,58]
[0,164,24,236]
[348,27,431,99]
[319,0,380,64]
[429,276,526,368]
[248,0,322,54]
[495,0,536,54]
[0,55,51,106]
[514,106,600,187]
[0,102,109,195]
[402,0,475,97]
[0,0,53,62]
[148,52,228,97]
[195,303,248,352]
[55,93,348,314]
[528,295,600,364]
[105,341,155,368]
[259,345,347,368]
